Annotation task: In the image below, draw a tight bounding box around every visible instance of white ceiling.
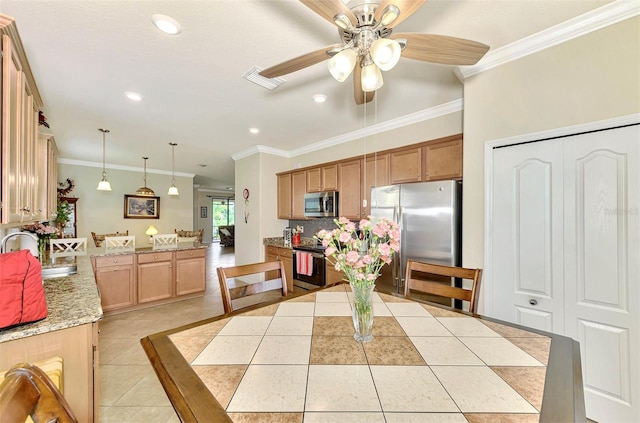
[1,0,618,192]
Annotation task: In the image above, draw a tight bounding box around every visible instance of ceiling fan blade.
[353,59,375,105]
[300,0,357,28]
[375,0,428,29]
[259,44,342,78]
[392,33,490,65]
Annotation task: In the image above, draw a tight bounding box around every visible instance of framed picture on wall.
[200,206,207,218]
[124,195,160,219]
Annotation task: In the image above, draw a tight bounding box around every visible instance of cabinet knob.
[154,255,158,259]
[189,252,193,256]
[113,259,118,263]
[529,298,538,306]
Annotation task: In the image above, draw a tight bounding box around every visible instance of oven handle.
[294,250,326,259]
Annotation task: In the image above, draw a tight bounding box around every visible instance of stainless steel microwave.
[304,191,339,218]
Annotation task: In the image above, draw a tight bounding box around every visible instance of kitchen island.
[90,242,207,314]
[142,283,585,422]
[0,252,102,422]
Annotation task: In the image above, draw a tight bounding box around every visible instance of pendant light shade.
[135,156,156,196]
[96,128,112,191]
[168,142,179,196]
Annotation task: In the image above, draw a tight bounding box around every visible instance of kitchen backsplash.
[288,218,337,238]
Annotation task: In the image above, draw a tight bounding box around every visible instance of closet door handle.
[529,299,538,306]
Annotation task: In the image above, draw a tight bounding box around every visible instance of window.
[211,198,234,242]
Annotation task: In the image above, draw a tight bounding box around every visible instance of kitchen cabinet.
[0,17,45,224]
[137,251,174,304]
[265,245,293,292]
[93,254,136,312]
[390,147,422,184]
[424,138,462,180]
[277,173,292,219]
[46,137,58,220]
[325,262,345,285]
[337,159,361,219]
[361,153,390,218]
[291,171,307,219]
[307,164,338,192]
[176,248,206,295]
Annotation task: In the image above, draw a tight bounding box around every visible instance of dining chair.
[174,228,203,243]
[217,260,288,313]
[49,237,87,259]
[404,259,483,314]
[0,362,78,423]
[104,235,135,252]
[152,233,178,249]
[91,230,128,247]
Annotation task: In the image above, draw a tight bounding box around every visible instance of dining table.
[141,283,585,423]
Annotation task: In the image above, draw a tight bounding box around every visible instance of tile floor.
[98,243,236,422]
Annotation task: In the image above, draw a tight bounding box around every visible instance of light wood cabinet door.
[325,262,345,285]
[361,153,390,217]
[95,265,135,312]
[176,249,206,296]
[278,248,294,293]
[307,165,339,192]
[424,138,462,180]
[306,168,321,192]
[338,159,362,219]
[137,253,174,303]
[291,171,307,219]
[277,173,292,219]
[390,147,422,184]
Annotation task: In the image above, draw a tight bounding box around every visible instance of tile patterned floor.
[98,243,235,423]
[167,285,552,422]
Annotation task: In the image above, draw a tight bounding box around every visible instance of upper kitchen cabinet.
[337,159,361,219]
[1,15,45,224]
[307,164,338,192]
[424,136,463,180]
[361,153,390,218]
[389,147,422,184]
[277,173,292,219]
[389,136,463,184]
[277,170,307,219]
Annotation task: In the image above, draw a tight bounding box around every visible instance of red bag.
[0,249,48,330]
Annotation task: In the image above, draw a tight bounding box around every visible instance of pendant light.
[96,128,112,191]
[135,156,156,196]
[167,142,179,196]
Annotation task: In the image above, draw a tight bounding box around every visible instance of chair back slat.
[404,259,482,313]
[104,235,135,252]
[152,234,178,249]
[217,260,288,313]
[0,363,78,423]
[50,238,87,258]
[91,230,128,247]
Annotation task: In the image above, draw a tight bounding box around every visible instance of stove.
[292,244,326,290]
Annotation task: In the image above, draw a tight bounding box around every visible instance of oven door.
[292,249,326,288]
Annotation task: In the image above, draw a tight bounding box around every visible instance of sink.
[41,264,78,279]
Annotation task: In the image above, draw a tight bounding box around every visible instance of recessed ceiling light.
[313,94,327,103]
[151,14,182,35]
[125,91,142,101]
[249,128,260,134]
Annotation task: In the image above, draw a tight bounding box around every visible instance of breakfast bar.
[142,283,585,422]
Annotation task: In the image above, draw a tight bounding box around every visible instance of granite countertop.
[89,242,207,258]
[0,252,103,344]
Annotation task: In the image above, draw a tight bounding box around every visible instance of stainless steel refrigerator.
[370,180,462,293]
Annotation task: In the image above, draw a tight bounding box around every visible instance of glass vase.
[350,282,375,343]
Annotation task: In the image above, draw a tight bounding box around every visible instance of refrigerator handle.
[397,206,405,291]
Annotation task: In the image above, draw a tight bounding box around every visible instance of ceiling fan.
[259,0,490,105]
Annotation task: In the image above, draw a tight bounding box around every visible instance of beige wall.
[58,163,194,246]
[462,16,640,268]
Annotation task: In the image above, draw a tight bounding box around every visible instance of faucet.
[0,231,38,254]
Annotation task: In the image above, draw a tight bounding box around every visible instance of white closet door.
[491,140,565,333]
[563,124,639,423]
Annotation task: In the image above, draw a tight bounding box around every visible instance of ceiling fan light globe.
[370,38,401,71]
[379,4,400,26]
[97,179,112,191]
[333,13,352,31]
[361,63,383,92]
[328,48,357,82]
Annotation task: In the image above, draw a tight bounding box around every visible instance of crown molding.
[57,158,195,177]
[456,0,640,80]
[231,145,290,161]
